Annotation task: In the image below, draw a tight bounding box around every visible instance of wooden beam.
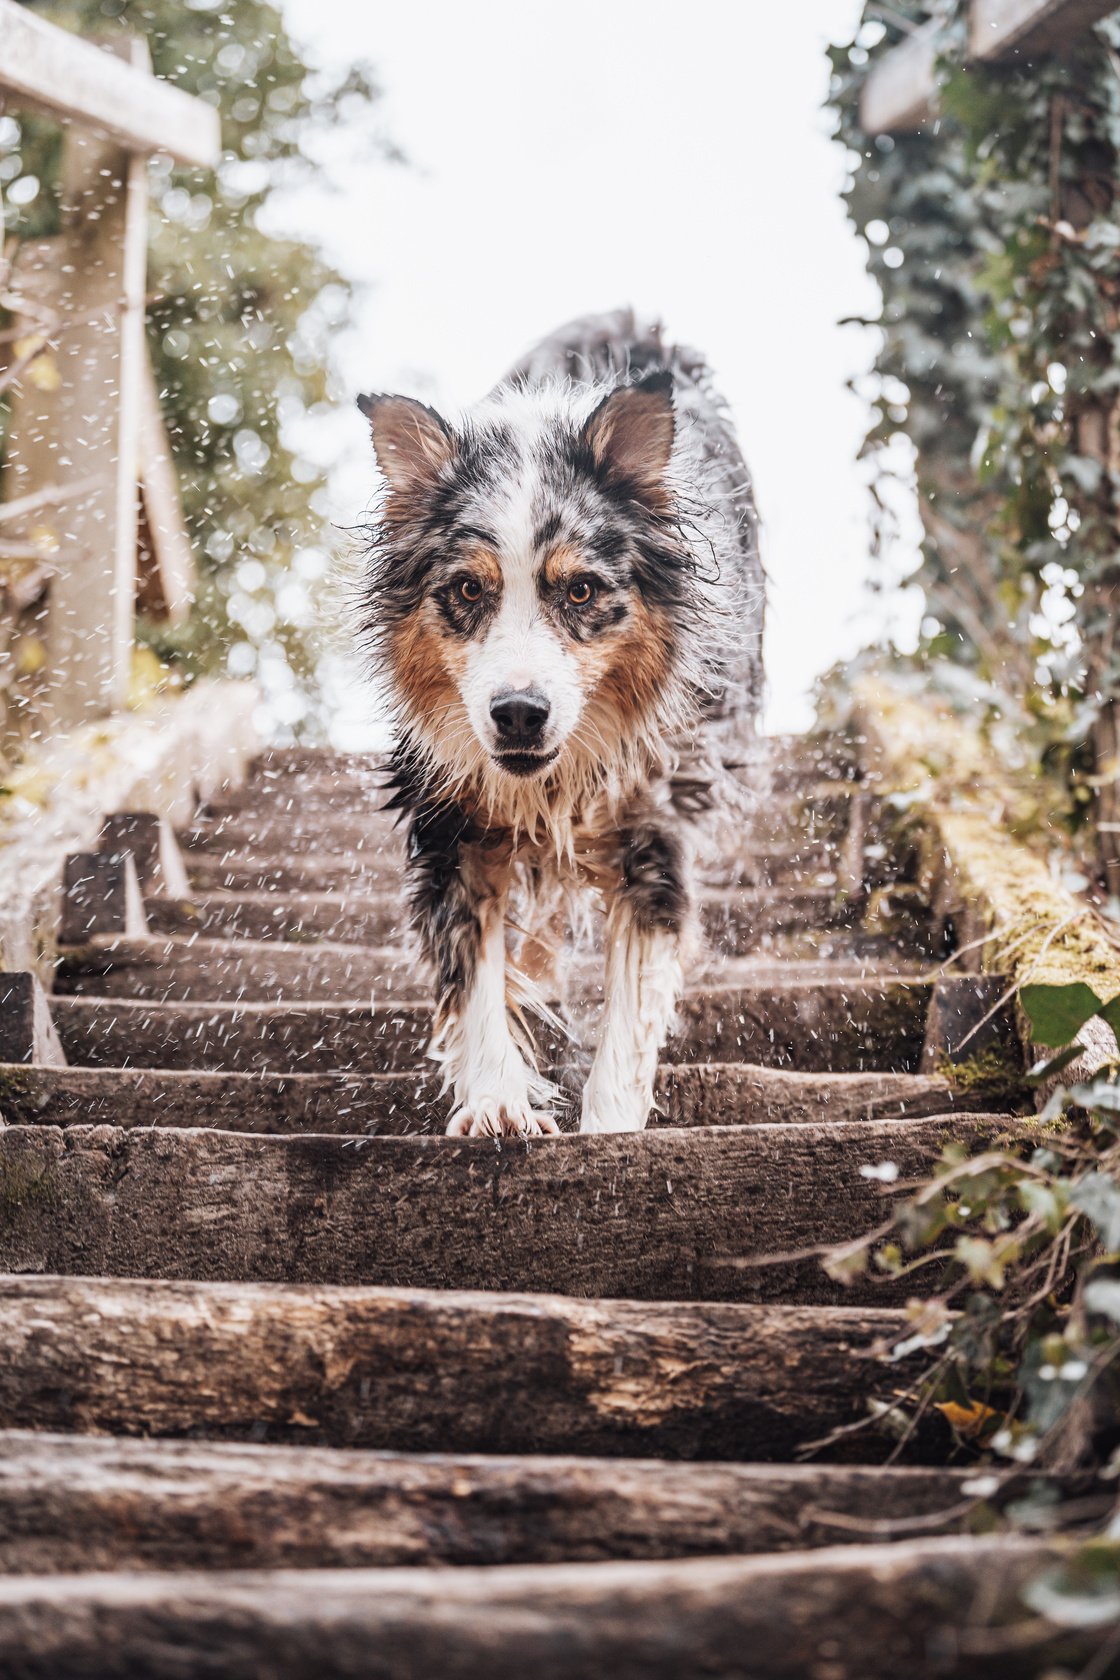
[0,1273,928,1458]
[859,25,939,136]
[0,1,220,167]
[0,1116,1017,1303]
[860,0,1116,135]
[138,358,195,625]
[970,0,1119,57]
[0,1432,1052,1573]
[0,1539,1107,1680]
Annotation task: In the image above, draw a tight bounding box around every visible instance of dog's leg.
[408,812,557,1138]
[580,822,689,1134]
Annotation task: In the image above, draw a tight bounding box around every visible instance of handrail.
[0,0,219,166]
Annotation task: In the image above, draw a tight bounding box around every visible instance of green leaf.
[1071,1174,1120,1253]
[1084,1278,1120,1324]
[1069,1077,1120,1114]
[1019,982,1103,1048]
[1094,995,1120,1043]
[1026,1044,1083,1084]
[1017,1180,1066,1235]
[1023,1548,1120,1630]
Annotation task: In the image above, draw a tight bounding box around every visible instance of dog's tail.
[498,306,679,391]
[503,309,765,741]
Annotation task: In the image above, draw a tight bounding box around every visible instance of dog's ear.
[357,393,455,493]
[581,370,675,503]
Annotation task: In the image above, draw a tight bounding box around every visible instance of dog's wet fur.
[358,309,763,1135]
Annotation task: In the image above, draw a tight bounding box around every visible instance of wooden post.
[4,38,150,726]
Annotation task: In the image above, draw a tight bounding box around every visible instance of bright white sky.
[275,0,922,735]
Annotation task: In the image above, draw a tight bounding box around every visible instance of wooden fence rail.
[0,1,219,727]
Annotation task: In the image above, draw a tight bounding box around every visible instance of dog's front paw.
[579,1102,648,1134]
[447,1099,560,1139]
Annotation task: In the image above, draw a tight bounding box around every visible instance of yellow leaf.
[28,523,58,555]
[128,645,172,708]
[14,336,60,392]
[935,1399,1002,1439]
[14,634,46,675]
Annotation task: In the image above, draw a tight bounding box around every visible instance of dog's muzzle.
[489,687,558,777]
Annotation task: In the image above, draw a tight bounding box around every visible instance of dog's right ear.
[357,393,455,493]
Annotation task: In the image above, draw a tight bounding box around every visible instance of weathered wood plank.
[99,812,190,897]
[0,1432,1083,1572]
[970,0,1119,57]
[0,975,65,1068]
[52,937,423,1003]
[0,1061,1015,1135]
[58,853,147,944]
[141,885,859,951]
[49,982,936,1073]
[137,355,195,623]
[0,1539,1103,1679]
[861,0,1117,136]
[0,1117,1022,1302]
[859,24,939,135]
[0,1274,930,1459]
[0,1,221,165]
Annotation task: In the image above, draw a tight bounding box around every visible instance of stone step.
[49,981,940,1073]
[179,839,856,895]
[177,795,852,857]
[142,885,866,951]
[0,1274,933,1461]
[0,1538,1101,1679]
[0,1062,1012,1135]
[0,1116,1020,1303]
[53,939,423,1004]
[52,937,936,1004]
[0,1432,1082,1573]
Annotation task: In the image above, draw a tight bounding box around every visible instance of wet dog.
[358,310,763,1135]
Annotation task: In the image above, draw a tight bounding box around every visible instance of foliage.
[1,0,393,734]
[828,5,1120,860]
[825,1028,1120,1471]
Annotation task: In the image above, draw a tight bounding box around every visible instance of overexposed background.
[273,0,923,738]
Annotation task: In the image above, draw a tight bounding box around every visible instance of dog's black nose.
[490,688,551,744]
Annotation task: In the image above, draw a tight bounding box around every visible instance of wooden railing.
[860,0,1117,133]
[0,1,219,727]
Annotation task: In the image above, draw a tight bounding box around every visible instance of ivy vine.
[830,3,1120,885]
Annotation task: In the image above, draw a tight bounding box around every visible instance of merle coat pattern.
[359,309,763,1135]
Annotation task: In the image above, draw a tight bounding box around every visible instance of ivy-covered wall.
[830,3,1120,891]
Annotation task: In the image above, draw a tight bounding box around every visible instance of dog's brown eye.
[567,577,595,606]
[458,576,483,603]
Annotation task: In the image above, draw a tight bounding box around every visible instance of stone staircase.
[0,736,1104,1676]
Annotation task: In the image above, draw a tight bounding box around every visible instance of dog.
[358,309,763,1136]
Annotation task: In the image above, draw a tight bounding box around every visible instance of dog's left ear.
[581,369,675,504]
[357,392,456,493]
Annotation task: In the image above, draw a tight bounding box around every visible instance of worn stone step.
[0,1432,1082,1573]
[180,838,858,895]
[0,1538,1101,1680]
[184,849,406,894]
[51,936,937,1004]
[0,1062,1016,1135]
[50,981,940,1073]
[178,794,852,858]
[142,891,402,945]
[142,885,865,951]
[53,939,423,1004]
[0,1274,932,1460]
[0,1116,1021,1303]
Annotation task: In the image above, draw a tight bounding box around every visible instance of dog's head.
[360,372,694,788]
